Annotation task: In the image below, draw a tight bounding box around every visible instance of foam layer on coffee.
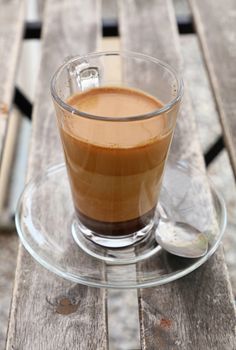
[60,86,172,234]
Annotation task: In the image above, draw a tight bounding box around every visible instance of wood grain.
[6,1,108,349]
[0,109,21,212]
[189,0,236,179]
[0,0,25,209]
[119,0,236,349]
[0,232,18,348]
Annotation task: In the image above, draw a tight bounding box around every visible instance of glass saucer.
[15,161,226,289]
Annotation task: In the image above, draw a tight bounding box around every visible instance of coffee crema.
[59,86,172,236]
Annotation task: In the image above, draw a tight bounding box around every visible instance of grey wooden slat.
[0,0,25,183]
[119,1,236,349]
[6,1,108,349]
[0,232,18,348]
[189,0,236,179]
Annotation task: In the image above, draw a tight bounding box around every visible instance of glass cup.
[51,51,183,250]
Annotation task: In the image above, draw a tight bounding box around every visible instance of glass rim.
[51,50,184,122]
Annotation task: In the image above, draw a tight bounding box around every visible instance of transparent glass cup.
[51,51,183,250]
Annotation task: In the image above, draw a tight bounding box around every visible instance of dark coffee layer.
[76,207,156,236]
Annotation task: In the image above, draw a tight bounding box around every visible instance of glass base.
[15,162,227,289]
[72,215,160,264]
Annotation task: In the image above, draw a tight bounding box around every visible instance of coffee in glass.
[51,51,183,249]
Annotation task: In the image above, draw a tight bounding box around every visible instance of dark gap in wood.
[13,87,32,120]
[102,19,119,37]
[24,21,42,39]
[177,15,195,34]
[24,16,195,41]
[204,135,225,167]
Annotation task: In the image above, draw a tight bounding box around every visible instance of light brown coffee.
[59,86,172,235]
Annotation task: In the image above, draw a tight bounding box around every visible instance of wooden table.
[2,0,236,349]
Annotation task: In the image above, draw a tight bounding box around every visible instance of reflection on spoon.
[155,215,209,258]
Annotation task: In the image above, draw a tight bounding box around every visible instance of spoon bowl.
[155,216,209,258]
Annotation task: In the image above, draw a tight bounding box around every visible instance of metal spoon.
[155,209,208,258]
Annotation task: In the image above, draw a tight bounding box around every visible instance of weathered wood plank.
[119,1,236,349]
[6,1,108,349]
[189,0,236,179]
[0,0,25,210]
[0,232,18,348]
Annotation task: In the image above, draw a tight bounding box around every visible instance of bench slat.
[119,0,236,349]
[190,0,236,178]
[0,0,25,212]
[6,1,108,349]
[0,0,25,157]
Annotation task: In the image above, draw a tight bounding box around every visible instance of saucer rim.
[15,162,227,289]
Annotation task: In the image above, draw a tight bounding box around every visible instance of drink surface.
[60,86,172,235]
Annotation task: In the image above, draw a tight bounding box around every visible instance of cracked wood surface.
[119,1,236,349]
[6,1,108,349]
